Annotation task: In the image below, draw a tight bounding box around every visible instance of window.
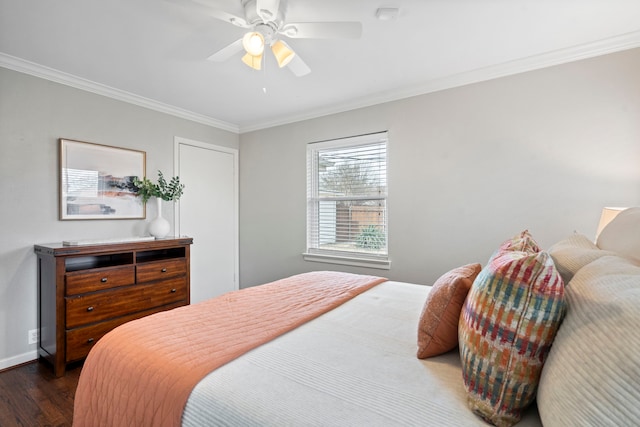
[304,132,390,269]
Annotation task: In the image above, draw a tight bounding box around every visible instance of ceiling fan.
[204,0,362,76]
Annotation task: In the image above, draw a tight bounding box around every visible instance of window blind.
[306,132,388,263]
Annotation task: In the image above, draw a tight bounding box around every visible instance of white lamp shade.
[241,52,262,70]
[596,207,627,238]
[271,40,296,68]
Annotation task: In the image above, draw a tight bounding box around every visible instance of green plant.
[356,225,386,250]
[133,170,184,203]
[132,177,157,204]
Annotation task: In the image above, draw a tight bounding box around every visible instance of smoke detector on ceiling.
[376,8,399,21]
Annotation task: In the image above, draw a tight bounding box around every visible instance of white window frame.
[303,131,390,270]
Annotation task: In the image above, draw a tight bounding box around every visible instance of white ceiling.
[1,0,640,133]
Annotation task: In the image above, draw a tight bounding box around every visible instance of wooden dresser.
[34,237,192,377]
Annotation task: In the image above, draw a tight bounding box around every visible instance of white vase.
[148,197,171,238]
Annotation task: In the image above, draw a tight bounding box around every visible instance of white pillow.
[548,233,614,284]
[596,207,640,262]
[537,255,640,426]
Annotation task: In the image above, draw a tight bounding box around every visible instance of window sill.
[302,252,391,270]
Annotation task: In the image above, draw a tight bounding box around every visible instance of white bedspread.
[182,281,541,426]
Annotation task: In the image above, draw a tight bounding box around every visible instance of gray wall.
[2,48,640,370]
[0,67,239,369]
[239,48,640,288]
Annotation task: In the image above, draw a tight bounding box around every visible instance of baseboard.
[0,351,37,372]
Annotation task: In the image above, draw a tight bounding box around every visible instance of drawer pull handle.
[161,268,167,273]
[171,288,177,293]
[100,277,108,283]
[87,306,94,312]
[87,338,94,344]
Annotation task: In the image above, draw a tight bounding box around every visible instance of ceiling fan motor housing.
[243,0,285,28]
[253,23,277,45]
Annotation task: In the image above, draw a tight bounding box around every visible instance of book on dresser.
[34,237,193,377]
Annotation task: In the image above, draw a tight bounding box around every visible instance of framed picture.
[59,138,146,220]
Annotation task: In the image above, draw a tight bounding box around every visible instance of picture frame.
[59,138,146,220]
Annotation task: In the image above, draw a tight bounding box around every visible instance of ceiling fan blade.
[286,54,311,77]
[280,22,362,39]
[207,39,244,62]
[164,0,249,27]
[256,0,280,22]
[209,8,250,28]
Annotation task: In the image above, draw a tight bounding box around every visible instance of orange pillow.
[417,263,482,358]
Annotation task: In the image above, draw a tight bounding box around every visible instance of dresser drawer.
[138,277,188,309]
[66,278,188,329]
[136,258,186,283]
[65,300,186,362]
[66,266,135,296]
[66,318,121,362]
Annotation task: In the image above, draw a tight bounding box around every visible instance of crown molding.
[2,29,640,135]
[0,53,240,134]
[239,30,640,133]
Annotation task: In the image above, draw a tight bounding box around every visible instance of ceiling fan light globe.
[271,40,295,68]
[242,31,265,56]
[241,52,263,70]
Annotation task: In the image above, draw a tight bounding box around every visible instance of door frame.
[174,136,239,289]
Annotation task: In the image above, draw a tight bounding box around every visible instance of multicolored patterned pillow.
[458,231,566,427]
[498,229,541,253]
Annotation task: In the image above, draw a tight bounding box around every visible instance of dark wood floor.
[0,360,81,427]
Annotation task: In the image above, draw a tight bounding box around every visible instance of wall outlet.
[28,329,39,345]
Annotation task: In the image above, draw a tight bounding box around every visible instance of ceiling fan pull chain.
[262,54,268,94]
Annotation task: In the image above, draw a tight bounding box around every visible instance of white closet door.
[175,137,238,304]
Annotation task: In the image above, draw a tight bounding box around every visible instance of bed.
[181,280,541,427]
[72,211,640,426]
[72,270,541,426]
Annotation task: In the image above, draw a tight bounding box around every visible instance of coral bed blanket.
[72,271,386,427]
